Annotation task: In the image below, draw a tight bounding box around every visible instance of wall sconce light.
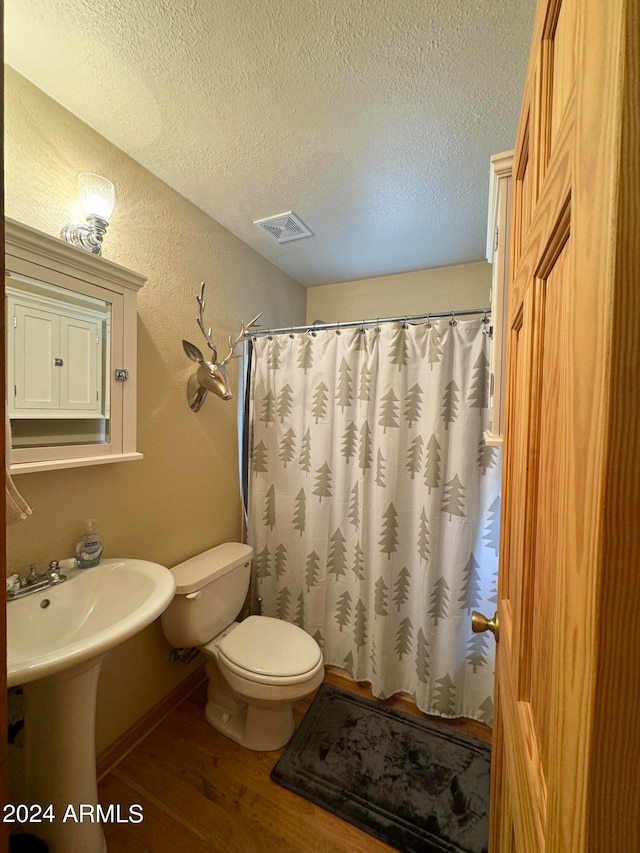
[61,173,115,256]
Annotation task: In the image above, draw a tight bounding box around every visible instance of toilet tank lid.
[171,542,253,594]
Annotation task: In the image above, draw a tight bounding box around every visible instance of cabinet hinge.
[115,368,129,382]
[493,226,499,252]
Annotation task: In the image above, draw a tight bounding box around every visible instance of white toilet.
[161,542,324,751]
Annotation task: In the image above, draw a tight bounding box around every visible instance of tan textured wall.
[4,68,306,752]
[306,261,491,324]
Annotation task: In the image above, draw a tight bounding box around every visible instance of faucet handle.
[6,573,20,594]
[47,560,66,584]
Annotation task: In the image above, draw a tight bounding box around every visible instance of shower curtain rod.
[247,307,491,338]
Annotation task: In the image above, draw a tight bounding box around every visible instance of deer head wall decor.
[182,282,261,412]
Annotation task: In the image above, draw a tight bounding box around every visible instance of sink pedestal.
[23,654,107,853]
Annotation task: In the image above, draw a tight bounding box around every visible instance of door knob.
[471,610,499,642]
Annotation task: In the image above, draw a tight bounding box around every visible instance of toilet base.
[205,693,295,751]
[204,658,297,751]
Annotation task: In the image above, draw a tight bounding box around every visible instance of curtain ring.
[425,313,432,329]
[336,321,341,335]
[289,325,295,339]
[449,311,457,326]
[402,316,409,330]
[375,318,381,333]
[482,310,490,325]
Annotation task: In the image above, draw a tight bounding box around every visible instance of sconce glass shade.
[61,173,115,256]
[78,173,115,221]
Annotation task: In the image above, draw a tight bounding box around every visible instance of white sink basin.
[7,558,176,687]
[7,557,176,852]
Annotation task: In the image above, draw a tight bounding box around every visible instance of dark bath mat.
[271,684,491,853]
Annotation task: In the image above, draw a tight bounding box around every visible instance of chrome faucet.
[7,561,68,601]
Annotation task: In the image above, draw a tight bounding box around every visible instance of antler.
[220,313,263,366]
[195,282,218,359]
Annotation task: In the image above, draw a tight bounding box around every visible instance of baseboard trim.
[96,665,206,781]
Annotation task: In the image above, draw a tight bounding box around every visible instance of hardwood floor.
[98,669,491,852]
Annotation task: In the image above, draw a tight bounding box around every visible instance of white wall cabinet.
[5,218,146,473]
[8,287,105,418]
[485,151,513,446]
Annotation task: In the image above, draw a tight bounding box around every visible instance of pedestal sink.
[7,559,176,853]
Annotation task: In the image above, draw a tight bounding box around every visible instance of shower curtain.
[246,318,501,724]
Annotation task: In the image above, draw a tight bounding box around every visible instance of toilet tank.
[161,542,253,648]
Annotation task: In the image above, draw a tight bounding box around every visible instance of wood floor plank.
[110,711,393,852]
[99,669,491,852]
[100,774,213,853]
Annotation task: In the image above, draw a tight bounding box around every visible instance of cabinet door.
[13,302,60,413]
[59,315,102,414]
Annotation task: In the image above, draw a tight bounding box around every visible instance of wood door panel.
[499,305,531,612]
[496,621,545,851]
[547,0,577,156]
[511,117,572,313]
[528,238,570,794]
[497,284,547,853]
[512,115,532,271]
[492,0,640,850]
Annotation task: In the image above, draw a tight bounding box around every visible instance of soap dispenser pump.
[75,519,104,569]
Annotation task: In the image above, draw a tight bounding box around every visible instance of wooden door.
[488,0,640,850]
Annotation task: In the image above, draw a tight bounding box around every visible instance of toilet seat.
[215,615,322,686]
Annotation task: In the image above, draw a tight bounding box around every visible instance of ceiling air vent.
[253,211,313,243]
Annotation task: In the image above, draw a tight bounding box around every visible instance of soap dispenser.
[75,519,104,569]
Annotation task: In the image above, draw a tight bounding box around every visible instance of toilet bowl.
[203,616,324,750]
[161,543,324,751]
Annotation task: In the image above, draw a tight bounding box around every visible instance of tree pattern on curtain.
[247,319,501,724]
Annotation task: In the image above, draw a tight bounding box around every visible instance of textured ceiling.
[4,0,535,286]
